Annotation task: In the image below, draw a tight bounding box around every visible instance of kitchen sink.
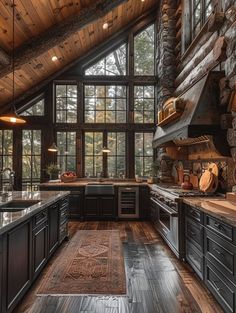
[0,199,41,212]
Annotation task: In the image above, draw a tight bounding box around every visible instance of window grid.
[134,86,155,123]
[57,132,76,173]
[191,0,214,39]
[107,132,126,178]
[84,132,103,177]
[22,130,41,190]
[55,84,77,123]
[20,99,45,116]
[84,85,127,123]
[135,133,153,177]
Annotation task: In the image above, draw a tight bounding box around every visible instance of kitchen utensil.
[181,174,193,190]
[199,170,214,192]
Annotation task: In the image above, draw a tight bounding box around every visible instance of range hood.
[153,71,230,156]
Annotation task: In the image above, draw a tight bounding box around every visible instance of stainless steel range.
[150,184,222,260]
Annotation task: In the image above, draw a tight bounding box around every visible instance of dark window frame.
[56,131,77,172]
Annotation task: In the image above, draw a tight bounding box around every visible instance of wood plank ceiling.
[0,0,157,107]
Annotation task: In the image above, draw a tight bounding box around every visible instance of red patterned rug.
[37,230,126,295]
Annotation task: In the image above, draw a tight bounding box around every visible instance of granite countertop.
[183,197,236,227]
[40,179,149,187]
[0,191,69,235]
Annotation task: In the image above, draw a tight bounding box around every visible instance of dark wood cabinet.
[139,186,149,219]
[68,189,83,219]
[32,217,48,280]
[48,203,59,256]
[0,237,2,313]
[4,220,32,313]
[84,195,115,219]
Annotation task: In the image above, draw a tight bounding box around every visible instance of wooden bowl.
[61,175,77,183]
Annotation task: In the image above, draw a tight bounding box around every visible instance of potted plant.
[46,163,60,180]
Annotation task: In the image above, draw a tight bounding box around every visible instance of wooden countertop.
[40,180,149,187]
[183,197,236,227]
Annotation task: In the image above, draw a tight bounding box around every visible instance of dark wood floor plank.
[14,221,223,313]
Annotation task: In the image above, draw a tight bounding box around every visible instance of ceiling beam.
[0,47,10,66]
[0,0,128,78]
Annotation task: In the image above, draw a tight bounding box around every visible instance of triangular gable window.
[20,97,44,116]
[85,43,127,76]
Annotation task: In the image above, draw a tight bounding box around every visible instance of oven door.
[150,197,179,253]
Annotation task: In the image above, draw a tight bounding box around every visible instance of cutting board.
[207,200,236,212]
[226,193,236,202]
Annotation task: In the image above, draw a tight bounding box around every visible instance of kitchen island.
[0,191,69,313]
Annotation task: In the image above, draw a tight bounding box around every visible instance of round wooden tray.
[199,170,214,192]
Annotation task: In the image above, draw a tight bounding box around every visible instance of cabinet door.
[139,187,149,219]
[32,222,48,280]
[84,196,99,217]
[6,220,31,312]
[0,237,2,313]
[48,203,59,256]
[100,197,115,218]
[69,192,83,219]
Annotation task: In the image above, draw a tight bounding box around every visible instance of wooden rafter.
[0,0,128,78]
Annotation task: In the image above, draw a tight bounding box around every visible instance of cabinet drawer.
[59,222,68,243]
[61,197,69,209]
[186,217,203,252]
[186,240,204,279]
[205,260,236,313]
[205,229,236,284]
[205,215,234,243]
[33,210,47,228]
[186,205,203,223]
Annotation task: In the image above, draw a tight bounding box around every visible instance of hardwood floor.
[14,221,223,313]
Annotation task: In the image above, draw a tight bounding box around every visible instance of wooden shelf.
[157,111,182,127]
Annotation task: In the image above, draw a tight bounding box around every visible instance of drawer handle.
[213,248,224,257]
[190,210,199,218]
[189,230,196,237]
[212,281,223,294]
[214,222,225,232]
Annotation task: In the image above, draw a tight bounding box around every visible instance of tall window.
[134,86,155,123]
[134,24,155,75]
[55,84,77,123]
[84,132,103,177]
[0,130,13,186]
[192,0,214,39]
[84,85,127,123]
[22,130,41,190]
[135,133,153,176]
[85,44,127,76]
[57,132,76,173]
[107,132,126,177]
[20,98,44,116]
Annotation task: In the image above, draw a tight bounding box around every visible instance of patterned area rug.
[37,230,126,295]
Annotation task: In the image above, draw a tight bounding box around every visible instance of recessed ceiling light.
[103,22,109,30]
[52,56,58,62]
[141,0,145,2]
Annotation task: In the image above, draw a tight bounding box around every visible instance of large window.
[55,84,77,123]
[20,98,44,116]
[134,86,155,123]
[57,132,76,173]
[85,44,127,76]
[107,132,126,177]
[22,130,41,190]
[84,85,127,123]
[84,132,103,177]
[191,0,214,39]
[135,133,153,176]
[0,130,13,186]
[134,24,155,75]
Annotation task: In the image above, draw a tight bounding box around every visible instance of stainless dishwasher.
[118,187,139,218]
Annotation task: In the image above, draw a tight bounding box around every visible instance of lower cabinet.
[0,196,68,313]
[4,220,32,313]
[185,205,236,313]
[84,196,115,219]
[48,203,59,256]
[32,219,48,280]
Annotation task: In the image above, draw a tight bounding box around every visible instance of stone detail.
[156,0,178,109]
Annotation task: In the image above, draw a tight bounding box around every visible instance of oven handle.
[150,197,178,217]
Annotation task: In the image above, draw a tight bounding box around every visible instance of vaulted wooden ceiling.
[0,0,157,108]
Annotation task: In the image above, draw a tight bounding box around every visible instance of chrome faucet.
[0,168,15,196]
